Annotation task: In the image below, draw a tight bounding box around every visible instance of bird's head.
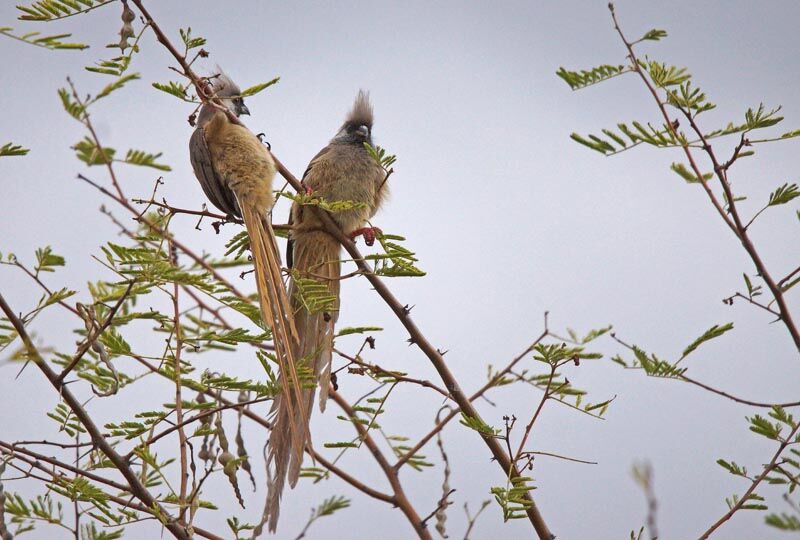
[334,90,373,144]
[209,69,250,117]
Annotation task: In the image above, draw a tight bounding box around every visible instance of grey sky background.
[2,1,799,538]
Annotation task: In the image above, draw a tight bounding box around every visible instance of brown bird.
[266,90,388,531]
[188,72,308,473]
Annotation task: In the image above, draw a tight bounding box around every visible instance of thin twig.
[0,293,192,540]
[609,3,800,353]
[610,333,800,408]
[54,280,134,386]
[697,422,800,538]
[330,391,431,539]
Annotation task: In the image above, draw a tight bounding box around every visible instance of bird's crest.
[209,67,242,98]
[345,90,373,128]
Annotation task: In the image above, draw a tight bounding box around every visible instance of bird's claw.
[256,133,271,150]
[349,227,382,246]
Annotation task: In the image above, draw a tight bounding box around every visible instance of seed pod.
[121,2,135,23]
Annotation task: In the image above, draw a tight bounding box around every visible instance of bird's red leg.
[349,227,382,246]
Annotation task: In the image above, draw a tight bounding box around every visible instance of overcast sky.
[2,1,799,539]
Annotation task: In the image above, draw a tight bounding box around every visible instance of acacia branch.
[54,280,134,386]
[609,3,800,354]
[0,443,224,540]
[0,293,192,540]
[698,422,800,539]
[168,264,189,521]
[610,333,800,408]
[330,391,430,539]
[129,353,395,505]
[395,325,550,470]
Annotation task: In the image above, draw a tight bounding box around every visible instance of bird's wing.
[301,145,332,181]
[189,127,241,217]
[288,144,334,267]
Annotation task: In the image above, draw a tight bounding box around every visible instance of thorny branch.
[610,333,800,408]
[0,442,224,540]
[609,2,800,354]
[698,421,800,539]
[0,293,197,540]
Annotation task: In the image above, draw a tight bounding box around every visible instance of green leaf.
[638,28,668,41]
[0,142,29,157]
[179,27,206,50]
[745,104,783,130]
[73,136,115,165]
[283,191,369,213]
[17,0,115,22]
[570,132,613,154]
[323,442,358,449]
[0,26,88,49]
[313,495,350,517]
[335,326,383,338]
[681,323,734,359]
[766,513,800,530]
[95,73,140,100]
[556,64,630,90]
[152,80,193,102]
[35,246,65,273]
[670,162,713,184]
[645,61,690,87]
[237,77,280,97]
[367,233,426,277]
[58,87,85,120]
[290,272,338,315]
[716,458,747,477]
[364,143,397,170]
[748,414,782,440]
[491,475,535,521]
[666,81,716,114]
[98,327,132,356]
[767,183,799,207]
[85,55,132,77]
[123,149,171,171]
[459,413,500,437]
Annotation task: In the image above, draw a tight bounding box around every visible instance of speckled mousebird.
[265,90,388,532]
[188,71,309,490]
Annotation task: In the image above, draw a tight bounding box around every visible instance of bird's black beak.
[236,103,251,116]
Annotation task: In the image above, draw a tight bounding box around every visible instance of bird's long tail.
[239,203,309,472]
[265,230,340,532]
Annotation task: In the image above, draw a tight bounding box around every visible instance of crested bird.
[266,90,388,531]
[188,71,309,483]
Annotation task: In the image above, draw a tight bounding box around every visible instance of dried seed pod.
[120,22,135,40]
[218,450,235,467]
[121,1,135,23]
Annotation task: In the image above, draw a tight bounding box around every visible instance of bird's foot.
[304,185,314,196]
[349,227,382,246]
[256,133,271,150]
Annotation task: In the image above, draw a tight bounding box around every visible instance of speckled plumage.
[266,91,388,532]
[189,76,310,523]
